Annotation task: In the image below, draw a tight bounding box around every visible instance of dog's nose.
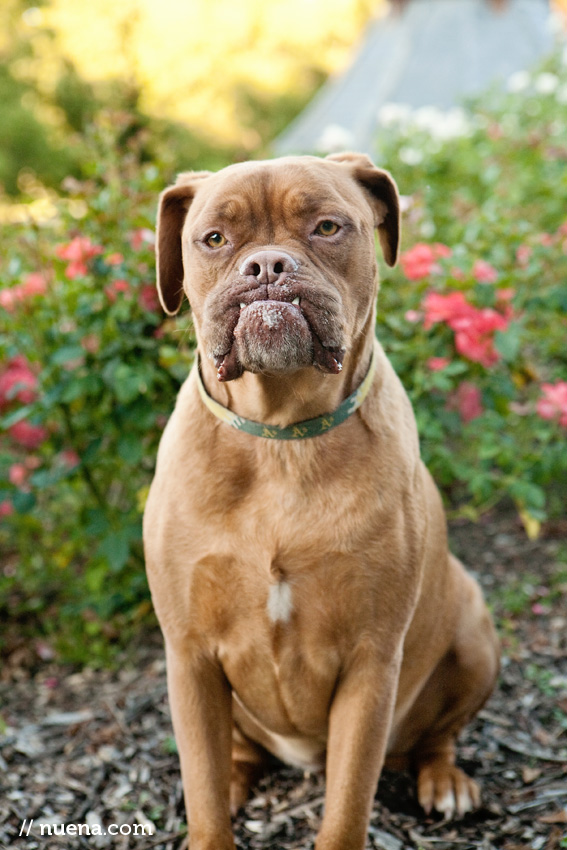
[239,250,298,285]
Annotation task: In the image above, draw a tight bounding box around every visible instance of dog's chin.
[210,299,346,382]
[233,301,314,376]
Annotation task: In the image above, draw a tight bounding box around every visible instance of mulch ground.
[1,509,566,850]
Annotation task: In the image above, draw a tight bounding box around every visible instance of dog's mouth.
[206,284,346,382]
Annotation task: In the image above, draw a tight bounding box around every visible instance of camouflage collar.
[196,349,376,440]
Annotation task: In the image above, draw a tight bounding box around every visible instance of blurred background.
[0,0,379,201]
[2,0,565,202]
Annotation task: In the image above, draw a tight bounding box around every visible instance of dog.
[143,152,499,850]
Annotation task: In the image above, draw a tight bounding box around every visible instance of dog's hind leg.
[230,722,274,816]
[406,561,499,818]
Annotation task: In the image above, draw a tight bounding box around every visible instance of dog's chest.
[188,510,392,739]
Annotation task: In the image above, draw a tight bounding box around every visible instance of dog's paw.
[417,763,480,819]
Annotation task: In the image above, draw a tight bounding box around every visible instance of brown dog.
[143,152,499,850]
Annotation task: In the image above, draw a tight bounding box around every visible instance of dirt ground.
[1,509,566,850]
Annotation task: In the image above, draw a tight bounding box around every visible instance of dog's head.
[156,152,399,381]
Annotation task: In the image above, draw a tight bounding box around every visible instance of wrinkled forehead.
[187,158,368,227]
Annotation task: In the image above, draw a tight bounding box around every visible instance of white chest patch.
[267,581,293,624]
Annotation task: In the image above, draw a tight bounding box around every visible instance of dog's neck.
[197,332,376,430]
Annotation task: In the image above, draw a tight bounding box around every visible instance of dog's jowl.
[143,153,499,850]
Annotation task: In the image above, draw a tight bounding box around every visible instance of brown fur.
[144,153,499,850]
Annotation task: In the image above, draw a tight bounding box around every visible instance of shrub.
[0,116,195,663]
[376,51,567,533]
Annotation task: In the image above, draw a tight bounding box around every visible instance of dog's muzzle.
[205,249,346,382]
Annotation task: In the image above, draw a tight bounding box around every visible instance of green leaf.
[96,530,131,572]
[117,434,143,464]
[50,345,85,365]
[494,325,521,362]
[0,405,36,429]
[13,491,36,514]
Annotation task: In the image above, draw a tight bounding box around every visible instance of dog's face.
[156,153,399,381]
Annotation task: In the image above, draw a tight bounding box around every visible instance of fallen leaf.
[521,766,542,784]
[539,809,567,824]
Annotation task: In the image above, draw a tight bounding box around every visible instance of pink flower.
[536,233,554,247]
[105,279,131,302]
[81,333,100,354]
[9,420,48,449]
[0,289,19,311]
[405,309,422,323]
[400,243,452,281]
[449,382,484,423]
[423,291,473,329]
[427,357,451,372]
[138,284,160,313]
[61,449,80,467]
[130,228,155,251]
[56,236,103,279]
[497,288,515,303]
[536,382,567,428]
[473,260,498,284]
[0,356,38,409]
[22,273,47,297]
[35,641,55,661]
[516,245,532,267]
[432,243,452,259]
[423,292,509,368]
[453,308,508,368]
[0,500,14,517]
[105,252,124,265]
[450,266,465,281]
[9,463,28,487]
[0,273,47,311]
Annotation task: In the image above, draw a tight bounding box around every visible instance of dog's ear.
[326,152,400,267]
[156,171,211,315]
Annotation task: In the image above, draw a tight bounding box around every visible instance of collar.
[195,348,376,440]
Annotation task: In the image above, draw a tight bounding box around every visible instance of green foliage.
[0,63,75,195]
[376,52,567,528]
[0,119,194,664]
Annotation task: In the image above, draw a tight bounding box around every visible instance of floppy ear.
[156,171,211,315]
[326,152,400,267]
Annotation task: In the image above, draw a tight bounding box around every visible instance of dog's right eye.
[205,232,227,248]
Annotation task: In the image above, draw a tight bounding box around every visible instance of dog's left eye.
[314,220,340,237]
[205,232,227,248]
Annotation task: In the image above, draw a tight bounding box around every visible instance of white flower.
[534,72,559,95]
[398,195,414,214]
[399,146,424,166]
[507,71,531,93]
[316,124,356,153]
[413,106,443,133]
[436,108,471,140]
[411,106,471,141]
[420,221,436,239]
[377,102,412,128]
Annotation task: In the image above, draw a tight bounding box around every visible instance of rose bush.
[1,51,567,661]
[376,50,567,534]
[1,117,195,662]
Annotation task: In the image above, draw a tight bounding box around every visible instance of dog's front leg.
[316,649,402,850]
[166,642,235,850]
